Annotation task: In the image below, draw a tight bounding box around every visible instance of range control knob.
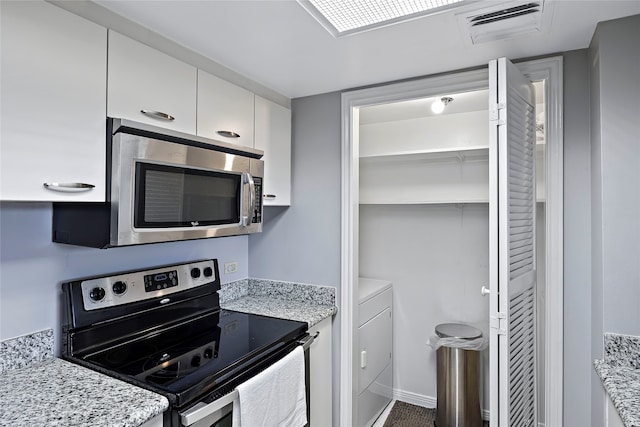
[203,267,213,278]
[112,281,127,295]
[191,355,202,367]
[190,268,201,279]
[89,287,106,301]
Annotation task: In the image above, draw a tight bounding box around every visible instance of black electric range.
[61,259,309,426]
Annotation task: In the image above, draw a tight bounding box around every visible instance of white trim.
[340,56,563,426]
[392,389,436,409]
[340,68,488,427]
[340,92,355,427]
[515,56,564,427]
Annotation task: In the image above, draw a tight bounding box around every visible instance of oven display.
[144,270,178,292]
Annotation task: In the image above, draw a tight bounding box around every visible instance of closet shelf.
[359,199,489,205]
[359,146,488,164]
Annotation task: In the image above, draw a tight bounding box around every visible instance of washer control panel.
[80,260,217,311]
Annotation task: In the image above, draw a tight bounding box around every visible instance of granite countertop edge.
[221,294,337,327]
[594,359,640,427]
[0,357,169,427]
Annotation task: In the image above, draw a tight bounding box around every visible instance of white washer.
[358,278,393,427]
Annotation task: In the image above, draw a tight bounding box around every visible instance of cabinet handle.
[217,130,240,138]
[140,110,175,121]
[43,182,95,193]
[264,194,277,199]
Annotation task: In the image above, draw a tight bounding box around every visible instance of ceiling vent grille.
[457,0,553,44]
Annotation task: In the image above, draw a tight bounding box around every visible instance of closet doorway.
[340,57,563,427]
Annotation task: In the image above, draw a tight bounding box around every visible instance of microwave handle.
[242,172,256,227]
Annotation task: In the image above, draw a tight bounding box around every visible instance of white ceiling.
[94,0,640,99]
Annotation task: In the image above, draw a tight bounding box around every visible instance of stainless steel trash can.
[435,323,483,427]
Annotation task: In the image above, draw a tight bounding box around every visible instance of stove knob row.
[191,355,202,367]
[89,286,106,301]
[112,281,127,295]
[190,266,214,279]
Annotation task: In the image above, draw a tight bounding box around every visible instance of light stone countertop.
[0,330,169,427]
[594,333,640,427]
[220,278,337,326]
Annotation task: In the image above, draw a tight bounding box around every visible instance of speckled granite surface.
[606,333,640,369]
[0,358,168,427]
[1,329,168,426]
[221,278,337,327]
[0,329,54,374]
[595,333,640,427]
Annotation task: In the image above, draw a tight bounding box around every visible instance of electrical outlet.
[224,262,238,275]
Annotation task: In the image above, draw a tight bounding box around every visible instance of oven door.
[179,335,314,427]
[111,131,263,246]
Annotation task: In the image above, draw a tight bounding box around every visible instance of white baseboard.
[391,389,492,421]
[392,389,436,409]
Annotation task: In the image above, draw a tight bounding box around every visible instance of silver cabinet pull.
[217,130,240,138]
[481,286,491,296]
[43,182,95,193]
[140,110,175,121]
[264,194,277,199]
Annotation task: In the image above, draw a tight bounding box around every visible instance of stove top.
[61,260,308,409]
[82,310,306,406]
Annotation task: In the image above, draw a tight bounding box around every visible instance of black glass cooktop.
[83,309,307,407]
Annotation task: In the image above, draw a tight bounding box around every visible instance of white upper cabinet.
[197,70,255,147]
[1,1,107,202]
[107,31,197,134]
[254,96,292,206]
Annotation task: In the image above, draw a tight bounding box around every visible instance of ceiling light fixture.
[431,97,453,114]
[298,0,467,37]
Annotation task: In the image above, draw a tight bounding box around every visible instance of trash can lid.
[435,323,483,340]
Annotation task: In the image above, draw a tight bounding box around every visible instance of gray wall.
[589,14,640,426]
[248,91,342,426]
[590,15,640,337]
[248,93,342,286]
[0,202,249,348]
[562,48,595,427]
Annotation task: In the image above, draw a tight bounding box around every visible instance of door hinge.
[489,102,505,125]
[490,311,507,336]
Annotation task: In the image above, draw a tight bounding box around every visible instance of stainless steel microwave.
[53,118,263,248]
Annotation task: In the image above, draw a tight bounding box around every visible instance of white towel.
[232,346,307,427]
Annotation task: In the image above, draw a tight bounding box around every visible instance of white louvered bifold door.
[488,57,537,427]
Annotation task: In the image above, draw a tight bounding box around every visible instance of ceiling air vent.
[456,0,554,44]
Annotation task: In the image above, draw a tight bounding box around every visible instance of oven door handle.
[180,333,317,426]
[298,330,319,351]
[180,389,238,426]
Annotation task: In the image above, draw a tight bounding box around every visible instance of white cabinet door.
[197,70,254,147]
[255,96,292,206]
[107,31,197,134]
[1,1,107,202]
[309,317,332,427]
